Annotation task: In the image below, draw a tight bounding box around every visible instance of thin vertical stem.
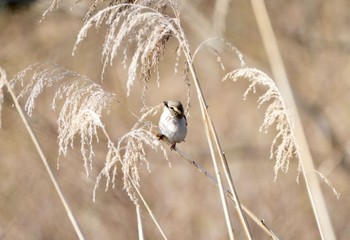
[179,39,253,239]
[129,173,168,240]
[136,205,144,240]
[100,126,168,240]
[206,121,253,240]
[169,10,235,238]
[250,1,336,239]
[1,69,86,240]
[191,37,253,239]
[184,57,235,239]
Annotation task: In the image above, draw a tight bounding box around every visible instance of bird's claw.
[157,133,165,140]
[157,133,177,151]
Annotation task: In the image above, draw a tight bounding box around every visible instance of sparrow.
[158,100,187,150]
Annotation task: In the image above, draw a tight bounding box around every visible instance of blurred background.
[1,0,349,239]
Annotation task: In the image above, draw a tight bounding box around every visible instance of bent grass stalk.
[191,37,253,240]
[160,137,279,240]
[177,31,252,239]
[187,64,252,240]
[180,47,235,238]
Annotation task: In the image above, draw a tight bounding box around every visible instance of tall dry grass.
[0,0,344,239]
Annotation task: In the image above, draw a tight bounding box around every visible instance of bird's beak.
[163,101,168,108]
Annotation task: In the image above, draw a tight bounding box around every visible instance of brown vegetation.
[0,0,349,239]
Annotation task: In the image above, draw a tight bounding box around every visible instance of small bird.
[158,100,187,150]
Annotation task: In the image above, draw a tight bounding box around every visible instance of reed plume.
[223,67,299,178]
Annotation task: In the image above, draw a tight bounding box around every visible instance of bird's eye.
[170,107,174,110]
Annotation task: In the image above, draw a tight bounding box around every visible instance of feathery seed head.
[223,67,300,179]
[10,63,117,176]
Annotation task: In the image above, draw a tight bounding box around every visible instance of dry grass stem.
[127,168,168,240]
[251,0,336,239]
[2,67,86,240]
[99,123,169,240]
[193,37,305,237]
[136,205,145,240]
[168,143,279,240]
[0,68,5,129]
[192,37,246,69]
[185,38,252,238]
[181,38,237,240]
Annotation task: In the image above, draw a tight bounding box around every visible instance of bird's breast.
[159,112,187,143]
